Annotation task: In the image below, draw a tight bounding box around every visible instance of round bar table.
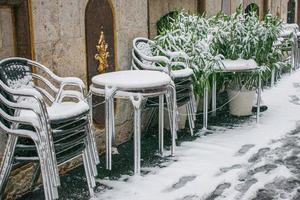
[203,59,262,131]
[90,70,177,175]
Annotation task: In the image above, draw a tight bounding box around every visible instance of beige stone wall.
[0,7,14,163]
[268,0,291,22]
[148,0,198,38]
[0,7,15,59]
[1,0,148,198]
[243,0,264,18]
[205,0,222,17]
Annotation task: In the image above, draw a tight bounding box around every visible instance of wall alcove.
[85,0,116,127]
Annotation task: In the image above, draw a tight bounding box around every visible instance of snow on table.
[92,70,171,89]
[95,69,300,200]
[216,59,258,72]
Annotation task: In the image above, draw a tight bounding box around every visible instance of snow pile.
[95,69,300,200]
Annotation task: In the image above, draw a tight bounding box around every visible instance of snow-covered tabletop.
[216,59,259,72]
[171,68,193,78]
[92,70,171,89]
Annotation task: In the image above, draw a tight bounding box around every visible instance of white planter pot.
[227,89,255,116]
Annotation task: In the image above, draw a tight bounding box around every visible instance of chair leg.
[168,84,177,156]
[186,103,194,136]
[85,115,99,177]
[36,142,58,200]
[87,112,100,166]
[159,94,164,156]
[30,164,41,189]
[83,149,96,197]
[43,124,60,187]
[0,135,17,199]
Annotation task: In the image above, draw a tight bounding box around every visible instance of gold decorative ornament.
[95,31,109,73]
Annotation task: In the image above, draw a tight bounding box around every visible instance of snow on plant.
[154,11,221,94]
[154,8,288,94]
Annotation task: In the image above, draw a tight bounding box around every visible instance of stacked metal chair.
[281,24,298,70]
[0,57,99,200]
[132,37,196,135]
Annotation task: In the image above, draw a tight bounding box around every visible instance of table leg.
[171,85,177,156]
[271,68,275,87]
[159,94,164,156]
[212,73,217,117]
[257,74,262,123]
[203,84,208,130]
[105,97,111,170]
[130,94,142,175]
[105,86,116,170]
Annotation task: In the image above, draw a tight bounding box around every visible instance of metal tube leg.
[87,95,100,165]
[271,68,275,87]
[130,94,142,175]
[111,98,116,147]
[189,100,195,127]
[0,135,18,199]
[83,150,95,197]
[169,84,177,156]
[105,97,111,170]
[257,74,262,123]
[212,73,217,117]
[203,85,208,130]
[36,143,56,200]
[166,91,173,135]
[159,94,164,156]
[105,86,117,170]
[187,103,194,136]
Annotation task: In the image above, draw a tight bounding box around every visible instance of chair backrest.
[0,58,34,119]
[0,58,34,90]
[133,37,156,66]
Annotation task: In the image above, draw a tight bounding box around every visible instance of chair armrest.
[0,80,48,120]
[170,61,187,69]
[132,49,171,74]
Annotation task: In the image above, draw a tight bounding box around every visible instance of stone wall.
[0,7,15,59]
[0,6,14,165]
[148,0,198,38]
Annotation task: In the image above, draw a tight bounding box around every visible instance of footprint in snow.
[204,182,231,200]
[235,144,255,156]
[289,95,300,105]
[165,175,197,192]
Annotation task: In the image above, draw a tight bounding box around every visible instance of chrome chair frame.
[132,37,196,135]
[0,57,99,199]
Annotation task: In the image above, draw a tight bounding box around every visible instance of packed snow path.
[95,70,300,200]
[18,70,300,200]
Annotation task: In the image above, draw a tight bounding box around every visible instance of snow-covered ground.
[95,70,300,200]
